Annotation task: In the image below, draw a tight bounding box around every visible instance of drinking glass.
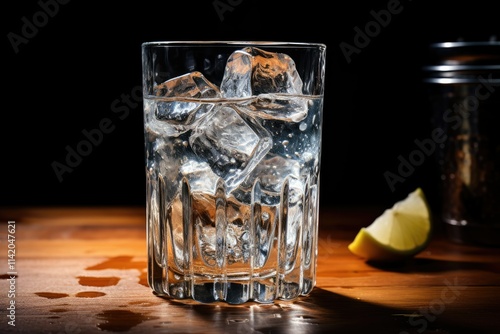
[142,41,326,303]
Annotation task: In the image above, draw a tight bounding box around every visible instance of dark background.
[2,0,499,212]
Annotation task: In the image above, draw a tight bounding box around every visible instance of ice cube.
[180,160,220,194]
[231,153,301,205]
[154,71,220,98]
[221,47,304,97]
[241,154,301,194]
[150,72,221,136]
[189,104,272,192]
[145,101,216,138]
[240,93,309,122]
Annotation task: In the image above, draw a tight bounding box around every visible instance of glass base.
[148,260,315,304]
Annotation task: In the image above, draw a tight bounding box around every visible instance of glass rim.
[141,40,326,49]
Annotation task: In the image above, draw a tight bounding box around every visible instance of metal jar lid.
[422,40,500,84]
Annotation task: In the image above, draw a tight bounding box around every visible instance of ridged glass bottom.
[146,171,319,304]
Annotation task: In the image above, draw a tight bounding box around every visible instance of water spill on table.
[77,276,120,287]
[35,292,69,299]
[75,291,106,298]
[96,309,159,332]
[0,274,17,279]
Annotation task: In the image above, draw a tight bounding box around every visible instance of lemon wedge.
[348,188,432,262]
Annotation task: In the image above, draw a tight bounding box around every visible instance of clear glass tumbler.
[142,41,327,304]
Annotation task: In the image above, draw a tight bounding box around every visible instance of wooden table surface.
[1,206,499,333]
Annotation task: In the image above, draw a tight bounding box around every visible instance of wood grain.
[1,206,499,333]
